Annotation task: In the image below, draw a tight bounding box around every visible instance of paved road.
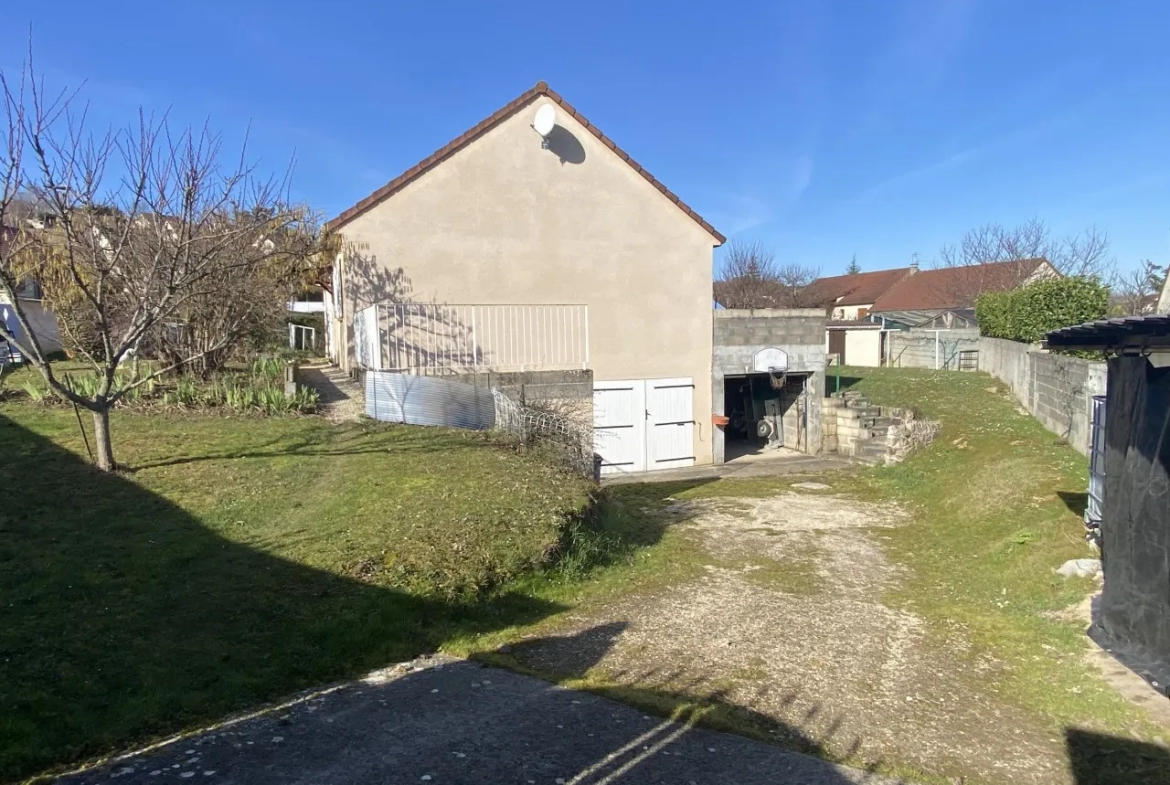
[58,657,906,785]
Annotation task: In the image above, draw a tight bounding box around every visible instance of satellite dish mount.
[532,104,556,150]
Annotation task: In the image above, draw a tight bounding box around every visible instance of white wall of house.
[0,296,62,353]
[844,329,882,367]
[331,93,720,465]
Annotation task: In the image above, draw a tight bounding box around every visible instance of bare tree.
[1112,260,1168,316]
[775,261,822,308]
[934,218,1116,307]
[939,218,1113,278]
[0,55,319,470]
[714,241,820,309]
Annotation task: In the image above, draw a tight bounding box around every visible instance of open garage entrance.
[722,371,812,462]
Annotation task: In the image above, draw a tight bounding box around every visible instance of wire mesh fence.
[492,390,598,480]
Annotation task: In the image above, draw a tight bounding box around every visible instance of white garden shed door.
[593,378,694,476]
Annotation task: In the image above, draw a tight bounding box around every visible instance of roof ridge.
[325,82,724,243]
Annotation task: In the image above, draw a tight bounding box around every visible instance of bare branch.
[714,241,820,309]
[1,45,321,468]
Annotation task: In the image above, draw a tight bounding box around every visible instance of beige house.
[0,281,62,360]
[323,82,725,472]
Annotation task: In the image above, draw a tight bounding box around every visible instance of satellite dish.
[533,104,556,137]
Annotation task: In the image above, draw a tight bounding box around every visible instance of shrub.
[977,277,1109,343]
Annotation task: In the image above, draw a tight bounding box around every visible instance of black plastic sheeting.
[1089,355,1170,692]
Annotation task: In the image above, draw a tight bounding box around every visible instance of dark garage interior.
[722,372,811,461]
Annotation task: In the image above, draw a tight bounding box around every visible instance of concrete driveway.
[57,656,906,785]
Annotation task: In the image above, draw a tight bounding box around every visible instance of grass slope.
[840,367,1169,783]
[0,404,593,781]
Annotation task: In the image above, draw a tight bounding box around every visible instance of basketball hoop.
[768,367,787,390]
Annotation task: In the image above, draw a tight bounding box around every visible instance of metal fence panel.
[372,303,588,373]
[365,370,496,429]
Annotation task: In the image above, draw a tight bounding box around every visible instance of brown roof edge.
[324,81,725,244]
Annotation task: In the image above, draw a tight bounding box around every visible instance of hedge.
[976,276,1109,343]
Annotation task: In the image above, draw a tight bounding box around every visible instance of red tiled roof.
[807,267,912,307]
[325,82,725,243]
[870,258,1051,312]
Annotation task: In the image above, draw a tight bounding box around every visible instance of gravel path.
[507,488,1075,785]
[299,363,363,423]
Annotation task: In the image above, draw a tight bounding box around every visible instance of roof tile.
[871,258,1049,312]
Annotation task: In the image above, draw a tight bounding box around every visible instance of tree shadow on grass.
[1066,728,1170,785]
[469,624,891,784]
[0,414,563,782]
[128,420,504,470]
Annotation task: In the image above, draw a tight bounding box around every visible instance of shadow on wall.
[0,415,564,781]
[1066,728,1170,785]
[544,125,586,165]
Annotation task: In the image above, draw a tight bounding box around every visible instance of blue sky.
[3,1,1168,277]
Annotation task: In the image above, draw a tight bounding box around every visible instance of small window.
[15,278,42,300]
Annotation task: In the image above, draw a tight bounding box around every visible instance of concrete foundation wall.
[712,309,826,461]
[888,328,979,370]
[978,337,1106,456]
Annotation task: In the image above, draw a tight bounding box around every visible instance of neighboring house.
[0,225,63,360]
[824,319,884,366]
[1045,297,1170,695]
[323,81,725,473]
[868,257,1057,319]
[0,278,62,359]
[288,286,326,314]
[812,258,1057,368]
[806,266,913,320]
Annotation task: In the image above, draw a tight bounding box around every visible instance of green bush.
[976,277,1109,343]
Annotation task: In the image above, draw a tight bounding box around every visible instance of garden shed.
[1046,314,1170,693]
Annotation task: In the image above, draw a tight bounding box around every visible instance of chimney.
[909,260,919,274]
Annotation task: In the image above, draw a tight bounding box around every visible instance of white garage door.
[593,378,694,476]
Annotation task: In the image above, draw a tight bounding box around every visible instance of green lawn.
[461,368,1170,785]
[4,367,1166,784]
[0,402,597,781]
[837,368,1170,781]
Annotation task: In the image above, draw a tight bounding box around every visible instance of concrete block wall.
[1031,352,1106,454]
[979,337,1034,405]
[888,328,980,370]
[715,308,827,347]
[446,369,594,428]
[713,309,827,461]
[978,337,1105,456]
[831,404,871,457]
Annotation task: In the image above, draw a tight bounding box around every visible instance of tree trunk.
[92,407,116,472]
